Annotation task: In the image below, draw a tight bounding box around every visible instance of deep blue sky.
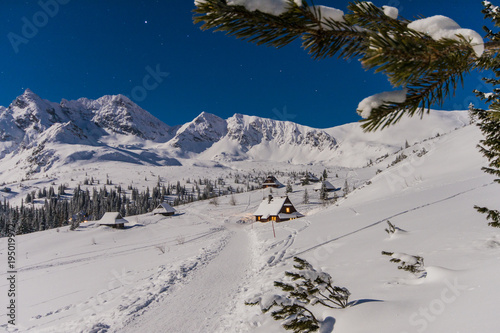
[0,0,491,128]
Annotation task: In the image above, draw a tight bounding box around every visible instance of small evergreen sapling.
[246,257,350,333]
[382,251,425,275]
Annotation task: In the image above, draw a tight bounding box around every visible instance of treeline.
[0,185,152,236]
[0,177,257,237]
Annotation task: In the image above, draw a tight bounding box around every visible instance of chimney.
[268,194,273,203]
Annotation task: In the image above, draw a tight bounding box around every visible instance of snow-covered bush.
[246,257,350,333]
[384,220,397,235]
[382,251,425,275]
[209,196,219,206]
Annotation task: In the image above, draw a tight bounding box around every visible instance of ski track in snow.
[118,223,253,333]
[290,182,495,258]
[266,219,311,267]
[19,228,225,273]
[24,227,230,333]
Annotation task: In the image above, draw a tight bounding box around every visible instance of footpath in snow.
[120,222,253,333]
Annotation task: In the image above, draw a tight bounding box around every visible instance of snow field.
[1,116,499,332]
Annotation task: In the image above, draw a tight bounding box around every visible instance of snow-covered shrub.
[384,220,397,235]
[155,244,168,254]
[246,257,350,333]
[382,251,425,275]
[209,196,219,206]
[176,235,185,245]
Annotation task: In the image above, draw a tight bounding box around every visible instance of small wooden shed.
[152,202,176,216]
[98,212,127,229]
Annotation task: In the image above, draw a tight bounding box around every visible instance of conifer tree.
[319,181,328,203]
[343,180,350,197]
[303,188,309,204]
[469,3,500,227]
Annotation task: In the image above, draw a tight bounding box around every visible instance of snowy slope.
[1,120,499,333]
[323,110,468,167]
[234,124,500,333]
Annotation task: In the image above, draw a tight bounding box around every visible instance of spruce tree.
[303,188,309,204]
[319,181,328,203]
[343,180,350,197]
[466,2,500,227]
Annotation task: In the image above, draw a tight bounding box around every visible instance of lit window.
[286,207,290,213]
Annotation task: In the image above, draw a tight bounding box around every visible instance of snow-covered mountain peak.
[0,90,179,173]
[169,111,228,155]
[226,113,337,149]
[5,90,69,144]
[73,93,173,141]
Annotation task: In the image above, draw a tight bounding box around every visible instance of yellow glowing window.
[286,207,290,213]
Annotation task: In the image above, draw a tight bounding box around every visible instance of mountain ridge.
[0,90,469,180]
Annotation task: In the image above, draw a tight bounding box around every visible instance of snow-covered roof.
[313,180,337,191]
[152,202,176,214]
[262,175,283,187]
[278,212,304,219]
[98,212,127,225]
[301,173,319,182]
[253,196,288,219]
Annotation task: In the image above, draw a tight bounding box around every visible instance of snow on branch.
[382,251,425,275]
[245,257,350,332]
[357,89,407,119]
[408,15,484,57]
